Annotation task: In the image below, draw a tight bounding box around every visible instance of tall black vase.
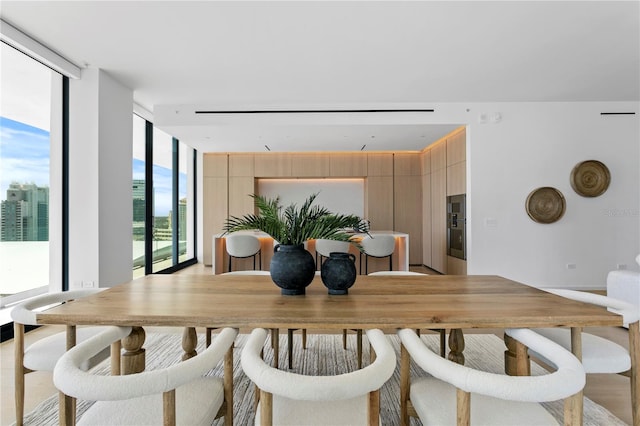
[270,244,315,295]
[321,252,357,295]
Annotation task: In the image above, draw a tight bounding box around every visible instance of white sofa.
[606,254,640,328]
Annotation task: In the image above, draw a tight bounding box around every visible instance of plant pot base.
[328,288,348,295]
[281,288,306,296]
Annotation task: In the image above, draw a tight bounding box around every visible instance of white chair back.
[225,233,261,257]
[242,328,396,425]
[360,235,395,257]
[315,239,351,258]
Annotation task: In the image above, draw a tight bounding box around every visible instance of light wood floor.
[1,264,633,425]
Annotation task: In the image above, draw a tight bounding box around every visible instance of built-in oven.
[447,194,466,260]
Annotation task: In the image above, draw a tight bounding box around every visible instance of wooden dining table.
[37,273,636,426]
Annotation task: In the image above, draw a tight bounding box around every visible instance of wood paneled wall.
[202,129,466,271]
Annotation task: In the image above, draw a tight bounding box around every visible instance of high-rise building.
[1,182,49,241]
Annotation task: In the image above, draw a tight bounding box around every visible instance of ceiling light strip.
[600,112,636,115]
[195,109,435,114]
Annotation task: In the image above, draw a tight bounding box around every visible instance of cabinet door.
[430,141,447,172]
[203,176,228,265]
[394,175,422,264]
[254,154,292,177]
[446,128,466,166]
[330,153,367,176]
[229,177,256,218]
[431,168,447,273]
[367,153,393,176]
[203,154,228,177]
[365,176,393,230]
[291,153,330,177]
[447,161,466,196]
[422,172,432,267]
[394,153,421,176]
[229,154,254,177]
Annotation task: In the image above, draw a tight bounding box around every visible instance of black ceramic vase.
[270,244,315,295]
[321,252,357,295]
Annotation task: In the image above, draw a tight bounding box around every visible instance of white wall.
[69,68,133,289]
[258,179,365,217]
[465,102,639,289]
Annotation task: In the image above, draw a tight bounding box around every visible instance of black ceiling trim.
[600,112,636,115]
[195,109,435,114]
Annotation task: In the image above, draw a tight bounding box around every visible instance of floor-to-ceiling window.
[0,43,62,309]
[132,114,196,276]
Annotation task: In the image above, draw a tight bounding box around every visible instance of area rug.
[19,331,625,426]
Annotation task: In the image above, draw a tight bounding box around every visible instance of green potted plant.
[223,193,369,295]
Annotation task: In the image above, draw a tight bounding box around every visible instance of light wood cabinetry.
[447,161,466,196]
[254,153,292,177]
[228,177,256,218]
[394,153,421,176]
[203,154,228,177]
[430,141,447,172]
[367,153,393,176]
[394,175,422,264]
[291,153,330,177]
[446,129,466,166]
[330,153,367,176]
[421,150,432,267]
[431,167,447,273]
[228,154,254,177]
[365,176,394,230]
[203,177,228,265]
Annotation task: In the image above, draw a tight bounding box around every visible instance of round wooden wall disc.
[570,160,610,197]
[526,187,566,224]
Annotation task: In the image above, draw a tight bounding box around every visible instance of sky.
[1,43,187,217]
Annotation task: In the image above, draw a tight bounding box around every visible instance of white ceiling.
[1,1,638,152]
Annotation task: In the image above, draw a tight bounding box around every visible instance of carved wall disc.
[526,187,566,224]
[570,160,610,197]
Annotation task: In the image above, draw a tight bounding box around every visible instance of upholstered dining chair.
[54,326,238,425]
[314,239,351,270]
[214,270,306,370]
[241,327,396,425]
[359,234,395,275]
[11,289,109,426]
[528,288,639,426]
[398,328,586,425]
[225,233,261,272]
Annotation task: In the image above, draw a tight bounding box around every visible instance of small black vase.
[321,252,357,295]
[270,244,315,295]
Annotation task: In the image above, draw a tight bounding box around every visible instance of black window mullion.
[144,121,153,275]
[62,76,69,291]
[172,137,179,265]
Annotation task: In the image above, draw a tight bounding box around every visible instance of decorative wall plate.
[526,187,566,224]
[570,160,610,197]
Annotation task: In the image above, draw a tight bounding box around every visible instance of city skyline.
[2,116,186,217]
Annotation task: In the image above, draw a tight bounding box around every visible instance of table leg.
[182,326,198,361]
[503,333,530,376]
[447,328,465,365]
[629,321,639,426]
[400,343,410,426]
[569,327,584,426]
[121,326,146,374]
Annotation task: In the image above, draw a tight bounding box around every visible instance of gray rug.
[19,332,625,426]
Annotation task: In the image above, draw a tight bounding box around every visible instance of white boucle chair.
[606,256,640,329]
[530,288,639,426]
[11,289,109,426]
[314,239,351,269]
[225,233,262,272]
[359,234,396,275]
[241,328,396,425]
[398,328,586,425]
[54,326,238,426]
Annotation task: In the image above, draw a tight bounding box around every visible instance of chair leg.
[365,254,369,275]
[14,323,25,426]
[343,329,348,349]
[287,329,294,369]
[302,329,307,349]
[389,254,392,271]
[271,329,279,368]
[228,255,232,272]
[440,329,446,358]
[357,329,363,369]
